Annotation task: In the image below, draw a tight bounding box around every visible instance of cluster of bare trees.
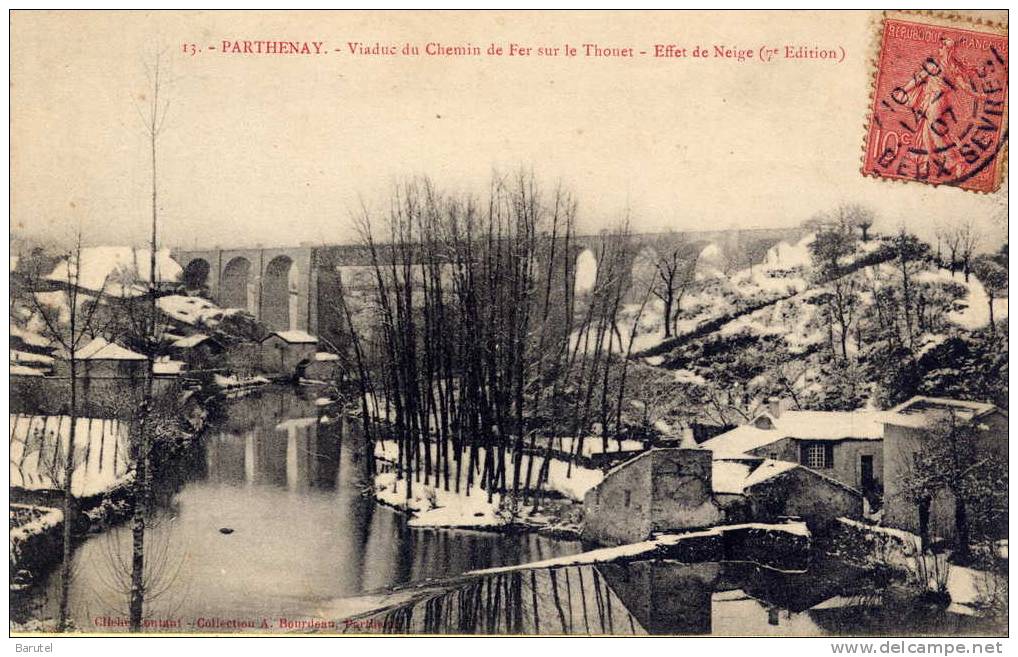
[935,219,980,282]
[807,210,970,363]
[332,174,648,504]
[633,237,700,339]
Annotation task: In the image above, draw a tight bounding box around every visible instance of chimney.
[767,397,782,418]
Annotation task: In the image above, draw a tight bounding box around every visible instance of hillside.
[629,232,1008,426]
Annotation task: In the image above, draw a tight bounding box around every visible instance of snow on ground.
[835,517,1004,615]
[374,439,604,503]
[673,368,706,385]
[10,504,63,555]
[375,471,503,529]
[717,286,825,352]
[763,235,814,269]
[47,246,182,297]
[569,238,814,356]
[159,295,240,326]
[10,414,131,497]
[532,435,644,457]
[215,373,270,389]
[916,268,1009,330]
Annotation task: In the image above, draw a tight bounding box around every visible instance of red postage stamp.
[862,14,1009,193]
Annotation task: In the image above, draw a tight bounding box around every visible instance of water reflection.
[14,388,581,631]
[347,559,1000,636]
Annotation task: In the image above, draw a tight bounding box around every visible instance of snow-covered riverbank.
[372,439,604,532]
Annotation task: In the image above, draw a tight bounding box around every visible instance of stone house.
[168,332,226,371]
[712,457,863,527]
[700,408,884,500]
[881,396,1008,540]
[259,330,319,376]
[53,337,147,380]
[582,448,722,546]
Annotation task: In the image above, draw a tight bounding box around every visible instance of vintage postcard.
[8,9,1009,641]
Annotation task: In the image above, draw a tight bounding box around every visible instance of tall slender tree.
[129,50,172,632]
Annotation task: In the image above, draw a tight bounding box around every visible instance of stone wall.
[649,449,721,533]
[582,453,653,546]
[745,467,862,529]
[582,449,721,546]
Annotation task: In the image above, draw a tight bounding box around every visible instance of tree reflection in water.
[350,558,1003,636]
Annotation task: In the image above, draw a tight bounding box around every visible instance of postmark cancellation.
[862,12,1008,193]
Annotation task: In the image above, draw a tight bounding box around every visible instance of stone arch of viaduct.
[171,227,806,334]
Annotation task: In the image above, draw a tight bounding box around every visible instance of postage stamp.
[862,13,1009,192]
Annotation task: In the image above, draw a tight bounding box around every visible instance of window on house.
[805,445,825,469]
[768,452,778,461]
[624,490,631,507]
[801,443,833,469]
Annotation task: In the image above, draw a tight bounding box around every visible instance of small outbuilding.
[259,330,319,376]
[712,457,863,528]
[582,448,722,546]
[53,337,147,380]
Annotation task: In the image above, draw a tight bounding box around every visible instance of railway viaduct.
[170,226,807,336]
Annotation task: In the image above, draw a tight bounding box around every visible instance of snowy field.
[10,414,131,497]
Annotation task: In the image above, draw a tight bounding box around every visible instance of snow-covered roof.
[712,458,799,495]
[11,349,54,365]
[314,351,340,361]
[881,396,1002,429]
[46,246,182,297]
[263,330,319,344]
[712,457,857,496]
[702,410,884,458]
[702,425,781,458]
[73,337,146,361]
[767,411,884,440]
[170,333,213,349]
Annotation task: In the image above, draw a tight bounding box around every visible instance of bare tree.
[128,49,172,632]
[954,219,980,283]
[841,204,875,242]
[24,232,110,631]
[972,256,1008,334]
[642,237,699,338]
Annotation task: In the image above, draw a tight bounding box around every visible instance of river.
[11,387,582,631]
[10,387,1003,636]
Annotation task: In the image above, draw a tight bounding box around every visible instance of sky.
[10,10,1008,251]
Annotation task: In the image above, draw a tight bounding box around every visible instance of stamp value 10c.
[862,15,1008,193]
